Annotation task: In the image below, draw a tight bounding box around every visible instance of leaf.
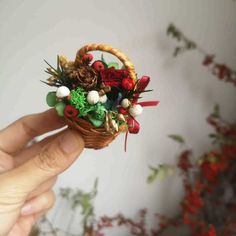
[101,54,107,65]
[147,174,158,184]
[168,134,185,144]
[147,166,158,184]
[46,92,57,107]
[212,104,220,118]
[89,117,103,127]
[157,165,175,181]
[108,62,119,69]
[55,102,66,116]
[147,165,175,183]
[174,47,182,57]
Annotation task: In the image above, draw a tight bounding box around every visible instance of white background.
[0,0,236,234]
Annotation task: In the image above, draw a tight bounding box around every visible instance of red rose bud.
[121,77,135,90]
[127,117,140,134]
[92,60,105,72]
[136,76,150,92]
[64,105,79,118]
[82,53,93,64]
[119,107,128,115]
[101,68,128,87]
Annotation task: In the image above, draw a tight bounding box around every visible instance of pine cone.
[67,65,98,91]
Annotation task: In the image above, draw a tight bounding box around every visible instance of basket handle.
[75,44,137,82]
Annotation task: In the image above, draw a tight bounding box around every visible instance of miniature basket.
[66,44,136,149]
[44,43,157,150]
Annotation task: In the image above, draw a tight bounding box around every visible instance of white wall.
[0,0,236,233]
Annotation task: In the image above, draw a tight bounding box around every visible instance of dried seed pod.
[98,89,105,96]
[111,120,119,132]
[104,113,110,132]
[117,113,125,122]
[104,86,111,93]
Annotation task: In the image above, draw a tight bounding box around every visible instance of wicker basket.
[65,44,137,149]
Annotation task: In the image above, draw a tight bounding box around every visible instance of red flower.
[183,189,203,215]
[178,150,192,171]
[133,76,150,102]
[186,190,203,209]
[200,158,227,182]
[119,107,128,115]
[121,77,135,90]
[202,55,214,66]
[100,67,129,87]
[182,213,191,225]
[64,105,79,118]
[136,76,150,91]
[82,53,93,64]
[201,225,216,236]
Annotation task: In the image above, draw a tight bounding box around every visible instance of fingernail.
[60,130,82,154]
[21,204,32,215]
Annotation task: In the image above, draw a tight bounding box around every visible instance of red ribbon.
[138,101,160,107]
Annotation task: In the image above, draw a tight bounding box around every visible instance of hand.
[0,109,84,236]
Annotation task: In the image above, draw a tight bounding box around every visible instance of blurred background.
[0,0,236,235]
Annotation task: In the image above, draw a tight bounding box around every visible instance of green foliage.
[46,92,57,107]
[43,56,74,89]
[101,54,108,67]
[108,62,120,69]
[70,87,88,116]
[167,23,196,57]
[147,165,175,183]
[212,104,220,118]
[168,134,185,144]
[55,102,66,116]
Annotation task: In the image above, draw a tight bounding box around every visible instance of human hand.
[0,109,84,236]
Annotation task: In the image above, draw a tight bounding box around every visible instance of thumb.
[0,129,84,199]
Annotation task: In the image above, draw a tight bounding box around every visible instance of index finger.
[0,109,66,154]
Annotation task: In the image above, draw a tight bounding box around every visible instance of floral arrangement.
[43,44,158,149]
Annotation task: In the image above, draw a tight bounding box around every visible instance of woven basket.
[65,44,137,149]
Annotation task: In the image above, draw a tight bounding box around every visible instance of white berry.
[121,98,130,108]
[99,94,108,103]
[56,86,70,98]
[87,90,99,104]
[129,104,143,117]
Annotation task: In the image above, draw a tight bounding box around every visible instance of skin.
[0,109,84,236]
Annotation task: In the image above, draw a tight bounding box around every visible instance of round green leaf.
[108,62,119,69]
[46,92,57,107]
[55,102,66,117]
[89,117,103,127]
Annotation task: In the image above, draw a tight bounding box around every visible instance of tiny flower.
[118,107,128,115]
[100,68,129,87]
[121,77,135,90]
[82,53,93,64]
[64,105,79,118]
